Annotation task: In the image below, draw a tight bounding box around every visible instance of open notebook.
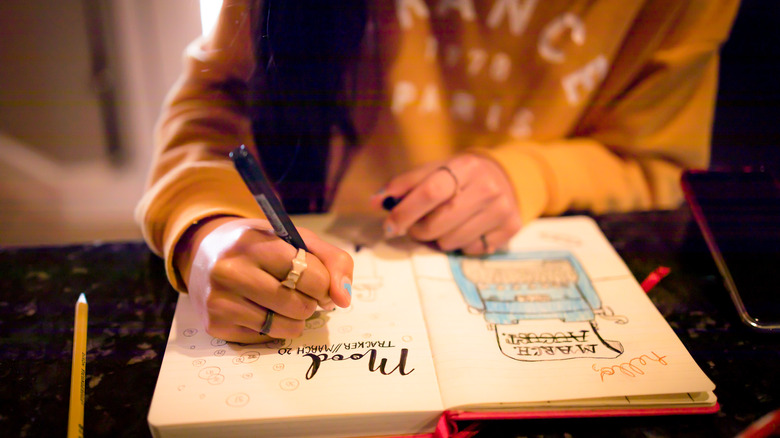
[147,216,716,438]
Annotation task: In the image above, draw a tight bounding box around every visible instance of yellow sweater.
[136,0,739,292]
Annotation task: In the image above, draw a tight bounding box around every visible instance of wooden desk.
[1,207,777,437]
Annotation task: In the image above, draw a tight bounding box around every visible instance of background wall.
[0,0,202,246]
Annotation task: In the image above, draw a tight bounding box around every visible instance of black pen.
[381,166,458,211]
[230,144,308,251]
[381,196,402,211]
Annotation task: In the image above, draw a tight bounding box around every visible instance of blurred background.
[0,0,216,246]
[0,0,777,247]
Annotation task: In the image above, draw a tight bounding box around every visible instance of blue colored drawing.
[449,250,626,361]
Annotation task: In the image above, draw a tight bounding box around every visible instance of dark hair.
[248,0,368,213]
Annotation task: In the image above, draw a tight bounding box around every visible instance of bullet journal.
[148,216,716,438]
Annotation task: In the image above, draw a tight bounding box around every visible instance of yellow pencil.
[67,293,88,438]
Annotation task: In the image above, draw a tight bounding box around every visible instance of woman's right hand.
[175,216,353,344]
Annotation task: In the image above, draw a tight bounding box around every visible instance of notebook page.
[148,242,443,437]
[412,216,714,410]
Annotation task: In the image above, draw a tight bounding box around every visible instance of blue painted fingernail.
[343,281,352,296]
[384,222,396,238]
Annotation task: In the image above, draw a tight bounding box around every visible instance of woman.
[136,0,739,342]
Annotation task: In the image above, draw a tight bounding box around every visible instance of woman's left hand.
[370,153,523,254]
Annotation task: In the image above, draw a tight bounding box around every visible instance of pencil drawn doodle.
[304,314,327,330]
[449,250,626,362]
[232,351,260,365]
[183,328,197,337]
[226,392,250,407]
[197,366,225,385]
[279,378,300,391]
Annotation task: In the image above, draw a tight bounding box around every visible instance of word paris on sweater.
[393,0,609,138]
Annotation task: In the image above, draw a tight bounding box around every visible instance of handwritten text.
[592,352,669,382]
[303,348,415,380]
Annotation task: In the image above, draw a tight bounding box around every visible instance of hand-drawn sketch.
[448,250,626,362]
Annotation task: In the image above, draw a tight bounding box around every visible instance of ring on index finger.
[281,248,307,290]
[437,166,460,199]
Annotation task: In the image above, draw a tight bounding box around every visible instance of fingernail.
[384,221,399,238]
[321,300,336,311]
[342,278,352,297]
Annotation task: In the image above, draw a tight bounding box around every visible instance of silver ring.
[281,248,307,289]
[437,166,460,198]
[259,310,274,335]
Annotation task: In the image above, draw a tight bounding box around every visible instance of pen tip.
[78,293,87,304]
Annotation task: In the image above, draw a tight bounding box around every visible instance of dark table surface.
[1,207,778,437]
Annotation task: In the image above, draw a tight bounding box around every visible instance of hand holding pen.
[370,153,522,255]
[171,145,352,344]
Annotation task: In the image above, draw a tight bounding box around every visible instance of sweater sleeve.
[475,0,739,225]
[134,0,263,292]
